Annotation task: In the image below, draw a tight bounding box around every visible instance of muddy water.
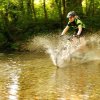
[0,35,100,100]
[0,52,100,100]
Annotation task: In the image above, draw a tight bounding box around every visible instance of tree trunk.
[55,0,63,21]
[87,0,92,16]
[67,0,83,13]
[43,0,48,21]
[62,0,67,20]
[31,0,37,21]
[3,0,14,42]
[86,0,88,15]
[92,0,94,16]
[19,0,25,14]
[27,0,32,15]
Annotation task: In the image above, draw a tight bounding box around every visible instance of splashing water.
[27,33,100,68]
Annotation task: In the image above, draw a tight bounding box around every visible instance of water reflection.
[0,55,21,100]
[0,51,100,100]
[54,67,87,100]
[54,61,100,100]
[8,71,20,100]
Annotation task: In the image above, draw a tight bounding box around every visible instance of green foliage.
[82,15,100,31]
[10,42,19,50]
[0,0,100,50]
[0,33,6,46]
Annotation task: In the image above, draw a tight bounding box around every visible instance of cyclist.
[61,11,85,38]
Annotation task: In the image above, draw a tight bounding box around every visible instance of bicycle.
[55,35,80,68]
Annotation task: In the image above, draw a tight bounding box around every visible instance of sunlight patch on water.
[7,66,21,100]
[8,74,19,100]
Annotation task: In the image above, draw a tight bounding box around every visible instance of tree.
[67,0,83,14]
[43,0,48,21]
[31,0,37,21]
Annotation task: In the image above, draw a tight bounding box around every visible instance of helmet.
[67,11,76,18]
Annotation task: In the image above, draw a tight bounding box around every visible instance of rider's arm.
[61,25,69,36]
[76,19,84,36]
[77,25,82,36]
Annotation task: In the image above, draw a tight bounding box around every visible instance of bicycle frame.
[55,35,80,68]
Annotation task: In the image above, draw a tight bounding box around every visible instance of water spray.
[27,34,100,68]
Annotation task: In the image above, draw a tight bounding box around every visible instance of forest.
[0,0,100,50]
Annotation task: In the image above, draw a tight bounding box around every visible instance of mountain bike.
[55,35,80,68]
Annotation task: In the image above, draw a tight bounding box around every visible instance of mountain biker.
[61,11,85,38]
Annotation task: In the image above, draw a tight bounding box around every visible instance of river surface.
[0,35,100,100]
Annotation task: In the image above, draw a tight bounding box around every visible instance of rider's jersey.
[67,18,85,31]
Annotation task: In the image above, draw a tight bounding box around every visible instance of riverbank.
[0,31,100,53]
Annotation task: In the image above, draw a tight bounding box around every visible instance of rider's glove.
[73,35,80,38]
[60,34,64,37]
[76,35,80,38]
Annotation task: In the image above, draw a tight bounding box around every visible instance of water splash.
[27,34,100,68]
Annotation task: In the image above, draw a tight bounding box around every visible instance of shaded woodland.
[0,0,100,50]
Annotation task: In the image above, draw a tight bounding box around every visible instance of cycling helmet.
[67,11,76,18]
